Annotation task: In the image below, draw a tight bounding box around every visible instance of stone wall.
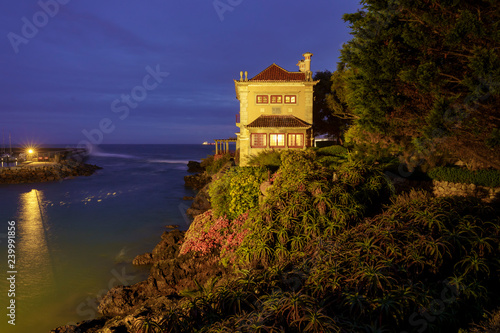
[386,171,499,203]
[0,162,101,184]
[432,180,500,202]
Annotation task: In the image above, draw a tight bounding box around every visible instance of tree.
[326,66,359,121]
[340,0,500,169]
[313,70,352,143]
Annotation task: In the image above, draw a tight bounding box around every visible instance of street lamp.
[26,148,35,162]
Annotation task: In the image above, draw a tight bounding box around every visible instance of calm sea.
[0,144,214,333]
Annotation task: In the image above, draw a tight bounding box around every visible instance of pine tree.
[341,0,500,169]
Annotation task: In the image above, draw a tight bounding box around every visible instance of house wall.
[241,128,311,165]
[235,68,317,166]
[243,82,314,124]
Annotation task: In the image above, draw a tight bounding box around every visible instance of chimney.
[303,52,313,73]
[297,59,305,73]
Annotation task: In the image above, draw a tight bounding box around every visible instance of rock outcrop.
[50,226,228,332]
[187,160,205,173]
[186,183,211,218]
[183,172,211,189]
[0,161,101,184]
[99,228,227,317]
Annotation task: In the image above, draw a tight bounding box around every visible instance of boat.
[202,141,215,146]
[0,153,17,163]
[1,133,17,163]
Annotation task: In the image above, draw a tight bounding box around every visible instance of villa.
[234,52,318,166]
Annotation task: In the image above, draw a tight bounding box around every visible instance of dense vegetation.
[201,153,234,175]
[146,150,500,332]
[428,166,500,187]
[334,0,500,170]
[312,70,351,142]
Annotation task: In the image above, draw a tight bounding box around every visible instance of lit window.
[269,133,285,147]
[288,133,304,148]
[284,95,297,104]
[271,95,283,104]
[251,133,267,148]
[256,95,268,104]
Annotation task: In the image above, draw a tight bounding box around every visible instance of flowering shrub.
[180,210,218,255]
[220,212,249,264]
[180,210,249,261]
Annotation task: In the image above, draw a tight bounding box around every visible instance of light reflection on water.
[17,190,55,299]
[0,145,209,332]
[0,189,58,333]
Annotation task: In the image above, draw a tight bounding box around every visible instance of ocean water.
[0,144,214,333]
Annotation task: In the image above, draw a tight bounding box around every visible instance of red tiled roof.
[247,115,311,128]
[250,64,306,81]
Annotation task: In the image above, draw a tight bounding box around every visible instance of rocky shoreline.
[51,228,228,333]
[49,159,500,332]
[0,161,102,184]
[50,161,221,333]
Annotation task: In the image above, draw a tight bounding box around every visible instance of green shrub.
[306,191,500,332]
[201,153,233,175]
[208,166,266,220]
[317,155,346,168]
[247,150,282,169]
[233,150,394,267]
[200,154,214,169]
[316,145,348,156]
[428,166,500,187]
[162,191,500,333]
[314,145,349,169]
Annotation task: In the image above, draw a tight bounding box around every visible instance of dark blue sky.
[1,0,361,145]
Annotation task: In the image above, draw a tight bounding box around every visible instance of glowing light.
[28,149,34,154]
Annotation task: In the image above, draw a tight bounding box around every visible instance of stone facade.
[386,171,499,203]
[432,180,500,202]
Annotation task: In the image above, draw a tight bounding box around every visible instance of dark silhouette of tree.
[313,70,351,143]
[340,0,500,169]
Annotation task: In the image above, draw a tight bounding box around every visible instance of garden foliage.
[208,166,266,220]
[158,190,500,332]
[233,150,394,267]
[201,153,233,175]
[181,166,265,262]
[246,150,282,170]
[428,166,500,187]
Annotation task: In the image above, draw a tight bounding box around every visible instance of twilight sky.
[0,0,361,145]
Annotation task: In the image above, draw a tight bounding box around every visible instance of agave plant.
[131,316,163,333]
